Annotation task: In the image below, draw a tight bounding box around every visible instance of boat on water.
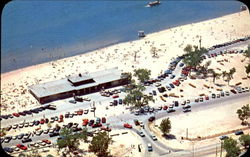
[148,0,161,7]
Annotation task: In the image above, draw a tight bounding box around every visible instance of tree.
[222,71,228,80]
[223,137,241,157]
[121,72,132,84]
[133,68,151,84]
[183,45,208,70]
[159,118,171,135]
[89,131,113,157]
[229,67,236,79]
[150,47,158,58]
[243,46,250,60]
[123,87,154,109]
[57,127,88,152]
[208,69,221,83]
[245,64,250,77]
[239,134,250,149]
[236,104,250,125]
[184,44,193,53]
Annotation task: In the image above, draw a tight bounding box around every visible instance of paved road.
[1,39,250,156]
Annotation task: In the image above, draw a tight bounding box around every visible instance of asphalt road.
[1,39,250,156]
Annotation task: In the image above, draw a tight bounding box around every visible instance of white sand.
[1,10,250,157]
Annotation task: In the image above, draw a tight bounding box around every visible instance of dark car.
[72,127,82,132]
[17,134,24,139]
[152,90,157,95]
[183,105,191,109]
[18,112,26,116]
[22,138,32,143]
[118,99,123,104]
[148,116,155,122]
[174,101,179,107]
[49,131,59,137]
[113,100,118,106]
[3,147,13,153]
[235,130,244,135]
[231,89,237,94]
[169,83,175,88]
[23,110,32,115]
[67,122,73,128]
[212,93,216,98]
[219,135,229,140]
[88,120,95,126]
[34,120,40,126]
[167,109,175,113]
[30,109,39,113]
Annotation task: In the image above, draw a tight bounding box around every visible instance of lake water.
[1,0,244,73]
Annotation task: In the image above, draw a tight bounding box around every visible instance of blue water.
[1,0,244,73]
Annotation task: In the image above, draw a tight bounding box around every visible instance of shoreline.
[1,10,248,76]
[1,10,250,113]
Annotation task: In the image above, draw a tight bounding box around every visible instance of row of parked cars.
[0,104,56,121]
[209,36,250,50]
[100,89,122,97]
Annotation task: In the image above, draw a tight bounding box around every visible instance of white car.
[150,135,157,141]
[155,83,161,87]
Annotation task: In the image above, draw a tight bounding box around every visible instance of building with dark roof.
[29,67,128,104]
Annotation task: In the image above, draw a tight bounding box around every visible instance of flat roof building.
[29,67,128,104]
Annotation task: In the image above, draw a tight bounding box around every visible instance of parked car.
[118,99,123,104]
[101,117,106,123]
[12,124,18,129]
[235,130,244,135]
[92,123,102,128]
[183,109,191,113]
[22,138,32,143]
[4,136,12,143]
[225,91,230,96]
[163,105,168,110]
[123,123,132,129]
[170,75,176,79]
[3,147,13,153]
[152,90,157,95]
[212,93,216,98]
[88,120,95,126]
[12,113,20,117]
[167,109,175,113]
[16,144,27,150]
[42,139,51,144]
[169,83,175,88]
[49,131,59,137]
[183,105,191,109]
[219,135,229,140]
[35,130,43,136]
[230,89,237,94]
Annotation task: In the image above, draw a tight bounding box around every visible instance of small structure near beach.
[28,67,128,104]
[138,31,146,38]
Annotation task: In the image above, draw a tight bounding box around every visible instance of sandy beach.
[1,10,250,157]
[1,10,250,114]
